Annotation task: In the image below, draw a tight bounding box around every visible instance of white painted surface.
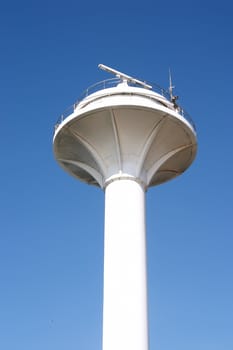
[53,83,197,188]
[103,179,148,350]
[53,80,197,350]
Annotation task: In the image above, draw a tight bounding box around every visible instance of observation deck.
[53,78,197,189]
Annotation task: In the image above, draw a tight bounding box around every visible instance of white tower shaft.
[103,179,148,350]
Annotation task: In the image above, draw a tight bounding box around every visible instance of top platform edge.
[54,78,196,132]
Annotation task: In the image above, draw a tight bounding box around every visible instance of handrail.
[54,78,196,131]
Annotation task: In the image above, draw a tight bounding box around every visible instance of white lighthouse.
[53,64,197,350]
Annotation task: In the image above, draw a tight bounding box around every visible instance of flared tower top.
[53,66,197,189]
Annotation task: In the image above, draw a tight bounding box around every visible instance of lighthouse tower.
[53,64,197,350]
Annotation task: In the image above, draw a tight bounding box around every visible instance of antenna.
[169,68,174,100]
[98,63,152,89]
[169,68,179,108]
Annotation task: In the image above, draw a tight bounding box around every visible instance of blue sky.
[0,1,232,349]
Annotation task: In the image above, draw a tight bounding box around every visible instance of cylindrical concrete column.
[102,179,148,350]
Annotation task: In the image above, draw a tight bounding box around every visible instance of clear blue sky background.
[0,1,232,349]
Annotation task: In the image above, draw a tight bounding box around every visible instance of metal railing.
[54,78,196,131]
